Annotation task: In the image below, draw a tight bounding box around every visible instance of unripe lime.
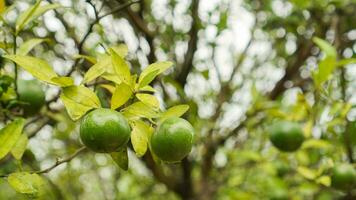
[150,117,194,162]
[269,121,304,152]
[17,79,45,116]
[331,163,356,190]
[80,108,131,153]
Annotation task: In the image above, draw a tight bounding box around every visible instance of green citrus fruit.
[17,79,45,116]
[80,108,131,153]
[331,163,356,190]
[269,121,304,152]
[150,117,194,162]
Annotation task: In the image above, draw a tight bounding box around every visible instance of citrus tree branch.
[98,0,141,20]
[0,147,86,178]
[176,0,200,86]
[35,146,87,174]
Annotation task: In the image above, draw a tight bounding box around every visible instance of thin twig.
[28,117,50,139]
[35,147,87,174]
[0,147,87,178]
[98,0,141,20]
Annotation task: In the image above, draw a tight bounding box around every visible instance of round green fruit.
[17,79,45,116]
[150,117,194,162]
[269,121,304,152]
[331,163,356,191]
[80,108,131,153]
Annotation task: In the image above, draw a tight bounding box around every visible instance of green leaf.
[312,37,337,58]
[73,54,97,64]
[3,55,58,84]
[16,1,62,34]
[82,56,110,84]
[50,77,74,87]
[17,38,49,56]
[160,104,189,122]
[0,118,25,160]
[130,120,150,157]
[61,86,100,120]
[297,166,317,180]
[110,147,128,170]
[8,172,45,195]
[136,93,159,109]
[111,83,132,110]
[110,48,130,84]
[312,56,337,86]
[337,58,356,67]
[111,44,128,58]
[122,102,159,119]
[11,134,28,160]
[16,0,42,34]
[138,61,173,88]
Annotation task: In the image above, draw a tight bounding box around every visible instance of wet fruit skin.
[150,117,194,162]
[17,79,45,116]
[331,163,356,191]
[269,121,304,152]
[80,108,131,153]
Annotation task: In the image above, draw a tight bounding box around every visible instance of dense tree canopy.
[0,0,356,199]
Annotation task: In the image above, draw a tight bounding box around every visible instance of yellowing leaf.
[138,69,159,89]
[60,94,93,121]
[110,48,130,84]
[8,172,45,195]
[101,72,122,84]
[130,120,150,157]
[0,0,5,14]
[136,93,159,109]
[138,61,173,88]
[17,38,49,56]
[139,85,156,92]
[111,44,128,58]
[16,0,41,34]
[130,74,137,90]
[110,147,128,170]
[160,104,189,122]
[297,166,317,180]
[122,102,158,119]
[99,84,115,94]
[62,85,100,108]
[3,55,58,84]
[16,2,62,34]
[303,120,313,138]
[61,86,100,120]
[111,83,132,110]
[50,77,74,87]
[0,118,25,160]
[73,54,97,64]
[11,134,28,160]
[302,139,332,149]
[316,175,331,187]
[82,56,110,84]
